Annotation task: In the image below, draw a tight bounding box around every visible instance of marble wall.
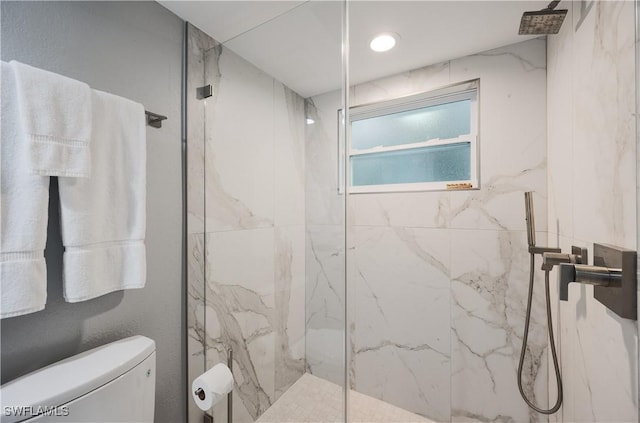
[187,24,306,423]
[305,89,347,386]
[547,2,638,422]
[306,38,549,422]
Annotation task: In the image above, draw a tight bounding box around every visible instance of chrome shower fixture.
[523,192,561,255]
[558,243,637,320]
[541,246,588,271]
[518,192,563,414]
[519,0,568,35]
[524,191,536,247]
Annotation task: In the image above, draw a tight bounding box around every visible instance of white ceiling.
[159,1,549,98]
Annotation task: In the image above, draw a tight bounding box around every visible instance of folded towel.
[10,60,92,177]
[1,62,50,318]
[58,89,146,302]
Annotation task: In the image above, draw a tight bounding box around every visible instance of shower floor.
[256,373,434,423]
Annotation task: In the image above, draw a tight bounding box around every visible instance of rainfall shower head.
[519,0,567,35]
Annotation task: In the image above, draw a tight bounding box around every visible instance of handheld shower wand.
[524,191,536,248]
[517,192,563,414]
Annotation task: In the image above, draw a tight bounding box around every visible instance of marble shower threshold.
[256,373,435,423]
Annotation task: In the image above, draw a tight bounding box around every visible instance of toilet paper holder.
[199,347,233,423]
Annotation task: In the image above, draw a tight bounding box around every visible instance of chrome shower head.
[519,1,567,35]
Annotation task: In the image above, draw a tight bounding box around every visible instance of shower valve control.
[541,245,588,271]
[558,243,637,320]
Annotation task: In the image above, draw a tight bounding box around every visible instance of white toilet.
[0,336,155,422]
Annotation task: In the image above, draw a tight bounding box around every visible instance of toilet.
[0,336,155,422]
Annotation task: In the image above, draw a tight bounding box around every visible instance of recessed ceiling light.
[306,118,315,125]
[370,33,397,52]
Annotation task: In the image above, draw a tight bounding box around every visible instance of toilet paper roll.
[192,363,234,411]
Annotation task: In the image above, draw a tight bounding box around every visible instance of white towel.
[10,60,92,177]
[1,62,50,318]
[58,89,146,302]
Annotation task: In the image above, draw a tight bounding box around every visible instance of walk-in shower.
[176,1,640,422]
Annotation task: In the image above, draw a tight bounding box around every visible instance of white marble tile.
[351,61,450,107]
[546,5,575,242]
[204,46,275,232]
[351,226,451,421]
[547,2,638,423]
[449,39,547,232]
[207,228,275,306]
[187,232,207,423]
[305,327,345,387]
[349,192,450,228]
[305,90,345,226]
[305,224,345,384]
[188,23,309,422]
[450,229,548,422]
[553,236,638,423]
[574,290,637,422]
[274,82,306,227]
[186,24,214,423]
[206,345,262,423]
[186,25,212,235]
[307,37,550,421]
[570,1,636,250]
[305,225,346,331]
[350,227,450,353]
[353,347,448,422]
[303,84,346,330]
[203,228,276,420]
[274,225,306,398]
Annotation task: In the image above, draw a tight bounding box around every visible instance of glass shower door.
[184,2,348,422]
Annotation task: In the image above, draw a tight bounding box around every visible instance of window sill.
[347,179,479,194]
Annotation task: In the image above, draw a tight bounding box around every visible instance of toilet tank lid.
[1,336,155,418]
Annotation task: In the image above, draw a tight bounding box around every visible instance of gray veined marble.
[450,230,548,423]
[187,23,307,423]
[305,224,346,385]
[187,233,207,423]
[185,7,639,423]
[274,226,306,398]
[186,24,215,236]
[306,37,549,421]
[199,228,305,423]
[548,2,638,422]
[351,226,451,421]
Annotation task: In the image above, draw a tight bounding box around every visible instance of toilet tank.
[1,336,155,423]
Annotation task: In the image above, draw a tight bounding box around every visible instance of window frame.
[342,79,480,194]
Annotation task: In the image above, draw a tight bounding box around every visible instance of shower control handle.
[556,244,636,320]
[558,263,621,301]
[529,246,562,255]
[542,246,588,271]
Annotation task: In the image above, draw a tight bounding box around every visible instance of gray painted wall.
[1,2,185,421]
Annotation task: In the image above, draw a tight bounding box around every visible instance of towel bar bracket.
[145,110,167,128]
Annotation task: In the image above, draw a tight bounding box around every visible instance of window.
[345,79,479,193]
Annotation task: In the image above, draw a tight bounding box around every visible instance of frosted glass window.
[351,100,471,150]
[346,80,479,193]
[351,143,470,186]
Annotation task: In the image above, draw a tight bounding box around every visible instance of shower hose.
[517,253,563,414]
